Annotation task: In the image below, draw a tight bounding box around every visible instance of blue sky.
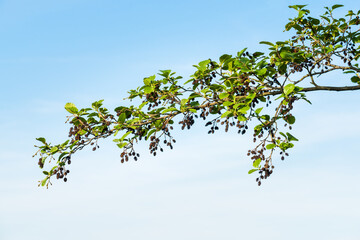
[1,0,360,239]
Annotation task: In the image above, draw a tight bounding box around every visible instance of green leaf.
[351,76,360,83]
[147,129,157,138]
[248,169,258,174]
[284,84,295,95]
[138,101,148,110]
[36,137,46,144]
[61,140,69,147]
[50,147,58,154]
[64,103,78,114]
[143,77,152,86]
[286,115,296,124]
[279,142,294,151]
[43,171,49,175]
[219,54,232,63]
[219,92,230,99]
[253,52,264,58]
[158,70,172,78]
[280,51,294,59]
[288,5,307,10]
[308,17,320,25]
[266,144,276,150]
[246,92,256,101]
[253,158,261,168]
[190,101,199,107]
[279,132,287,139]
[161,107,179,114]
[237,48,247,57]
[120,131,131,141]
[259,41,275,47]
[221,111,232,118]
[237,115,247,122]
[143,86,154,94]
[321,16,330,22]
[286,132,298,142]
[198,59,210,71]
[332,4,343,10]
[255,107,263,115]
[91,100,104,110]
[41,177,48,187]
[119,113,126,123]
[237,106,250,114]
[278,63,287,74]
[223,101,233,107]
[181,99,188,106]
[117,142,128,149]
[260,115,270,121]
[258,68,267,76]
[58,152,68,161]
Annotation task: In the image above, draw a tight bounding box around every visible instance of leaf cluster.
[33,5,360,187]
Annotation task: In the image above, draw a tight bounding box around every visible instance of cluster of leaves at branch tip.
[33,4,360,188]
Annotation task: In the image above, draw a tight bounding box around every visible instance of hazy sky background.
[1,0,360,239]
